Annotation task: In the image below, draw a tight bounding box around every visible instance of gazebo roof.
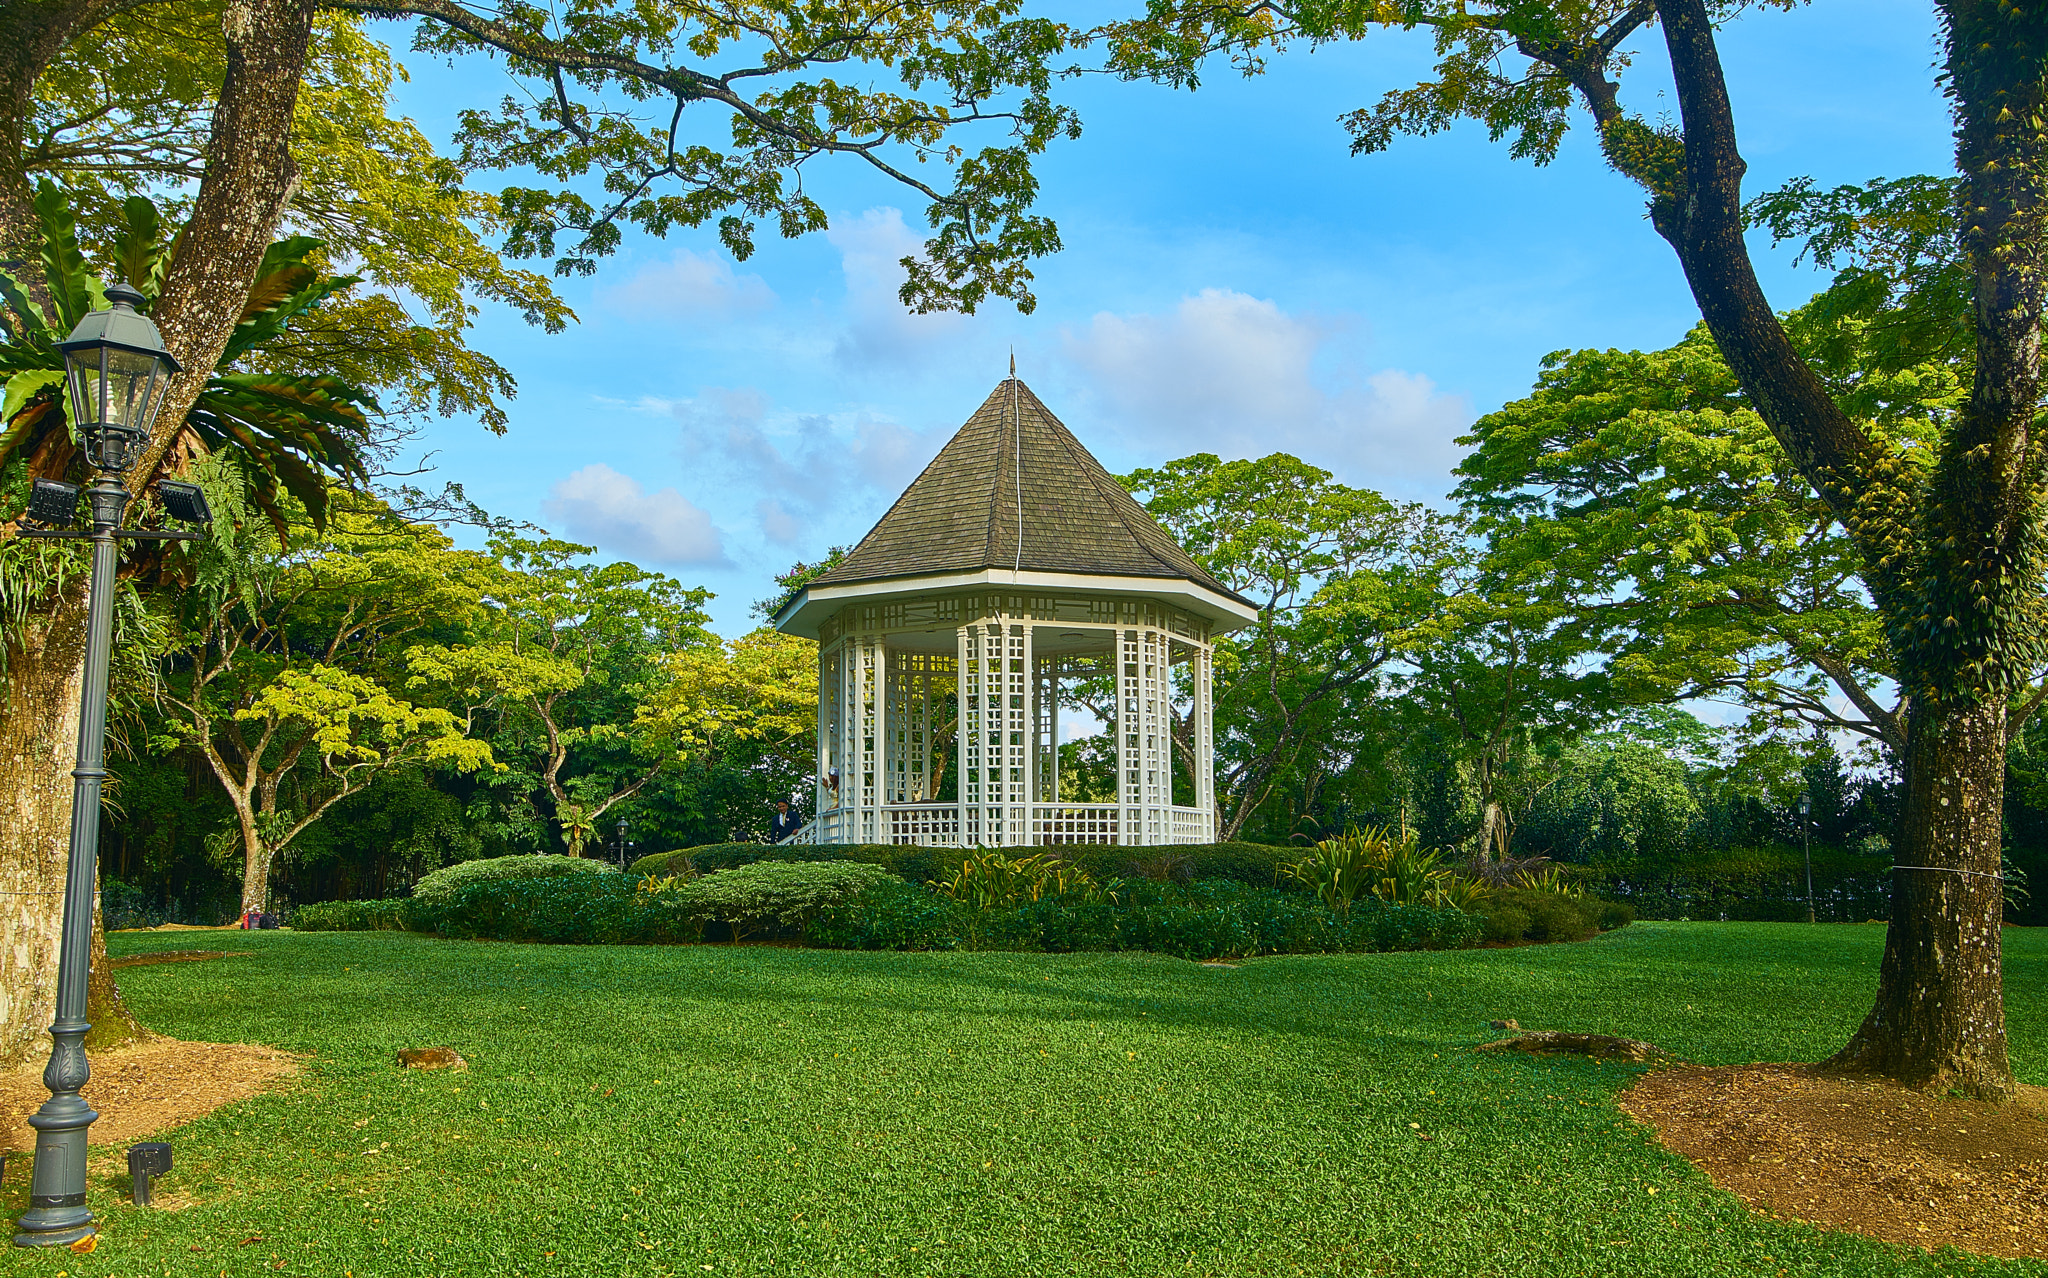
[803,377,1246,604]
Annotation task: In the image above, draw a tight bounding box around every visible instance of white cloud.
[757,498,803,545]
[1062,288,1471,492]
[663,387,949,545]
[825,207,969,368]
[602,249,775,320]
[544,463,728,566]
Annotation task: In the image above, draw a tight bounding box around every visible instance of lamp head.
[58,281,181,474]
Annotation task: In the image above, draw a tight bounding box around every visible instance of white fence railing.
[789,802,1208,847]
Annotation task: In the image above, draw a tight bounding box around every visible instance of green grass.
[12,923,2043,1277]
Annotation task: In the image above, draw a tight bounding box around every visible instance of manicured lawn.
[16,923,2044,1276]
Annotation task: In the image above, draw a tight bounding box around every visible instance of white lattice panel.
[1030,804,1119,844]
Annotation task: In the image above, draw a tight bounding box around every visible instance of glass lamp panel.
[63,345,104,430]
[104,348,165,432]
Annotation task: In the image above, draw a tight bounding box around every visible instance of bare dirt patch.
[108,950,251,969]
[1621,1063,2048,1261]
[0,1039,302,1153]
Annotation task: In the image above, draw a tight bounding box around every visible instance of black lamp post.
[1797,791,1815,925]
[616,819,629,870]
[14,282,196,1250]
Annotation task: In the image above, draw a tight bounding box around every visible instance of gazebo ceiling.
[775,377,1256,638]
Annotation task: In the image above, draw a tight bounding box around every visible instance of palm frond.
[111,196,171,298]
[32,180,97,331]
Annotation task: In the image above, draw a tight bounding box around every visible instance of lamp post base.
[13,1222,95,1249]
[14,1049,99,1248]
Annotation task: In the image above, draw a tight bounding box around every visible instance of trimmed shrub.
[412,873,699,945]
[1596,900,1637,931]
[634,840,1295,888]
[1480,906,1532,945]
[1477,888,1605,944]
[673,861,899,941]
[808,877,1481,960]
[412,854,619,904]
[807,878,964,951]
[292,899,410,932]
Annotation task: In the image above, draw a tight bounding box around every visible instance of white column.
[956,621,984,847]
[847,634,884,844]
[1004,620,1033,846]
[1194,637,1216,840]
[816,642,837,823]
[1118,625,1140,844]
[1138,624,1169,844]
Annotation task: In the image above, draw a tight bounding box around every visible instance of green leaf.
[0,267,53,340]
[2,369,66,428]
[33,180,95,332]
[112,196,169,297]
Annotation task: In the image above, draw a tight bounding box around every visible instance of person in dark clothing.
[770,799,803,843]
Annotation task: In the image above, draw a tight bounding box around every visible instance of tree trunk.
[1826,698,2013,1099]
[0,586,87,1068]
[0,580,141,1064]
[0,0,316,1066]
[239,811,269,915]
[86,905,144,1050]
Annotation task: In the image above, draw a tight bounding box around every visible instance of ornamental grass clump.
[673,861,899,942]
[936,851,1110,909]
[1288,827,1485,913]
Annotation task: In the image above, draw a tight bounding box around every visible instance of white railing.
[792,801,1207,846]
[1028,803,1120,844]
[1168,807,1212,844]
[883,802,961,846]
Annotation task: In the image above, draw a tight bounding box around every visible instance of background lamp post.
[13,282,194,1250]
[1797,791,1815,925]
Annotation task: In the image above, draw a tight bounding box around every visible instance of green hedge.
[1475,889,1631,944]
[631,841,1295,887]
[807,878,1481,960]
[408,873,699,945]
[291,899,410,932]
[1583,849,1894,922]
[668,862,897,941]
[411,854,621,905]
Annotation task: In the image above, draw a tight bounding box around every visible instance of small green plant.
[636,868,699,895]
[1285,829,1387,915]
[1428,875,1491,912]
[937,852,1109,908]
[1290,828,1474,913]
[1515,866,1585,900]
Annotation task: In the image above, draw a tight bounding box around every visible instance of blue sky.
[379,2,1954,635]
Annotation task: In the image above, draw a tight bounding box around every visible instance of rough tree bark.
[1832,699,2013,1089]
[0,0,317,1066]
[1639,0,2031,1099]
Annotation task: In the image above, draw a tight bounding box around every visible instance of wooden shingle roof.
[809,378,1244,602]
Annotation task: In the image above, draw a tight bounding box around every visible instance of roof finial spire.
[1009,348,1016,380]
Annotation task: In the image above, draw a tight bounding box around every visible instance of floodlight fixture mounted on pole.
[14,282,197,1250]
